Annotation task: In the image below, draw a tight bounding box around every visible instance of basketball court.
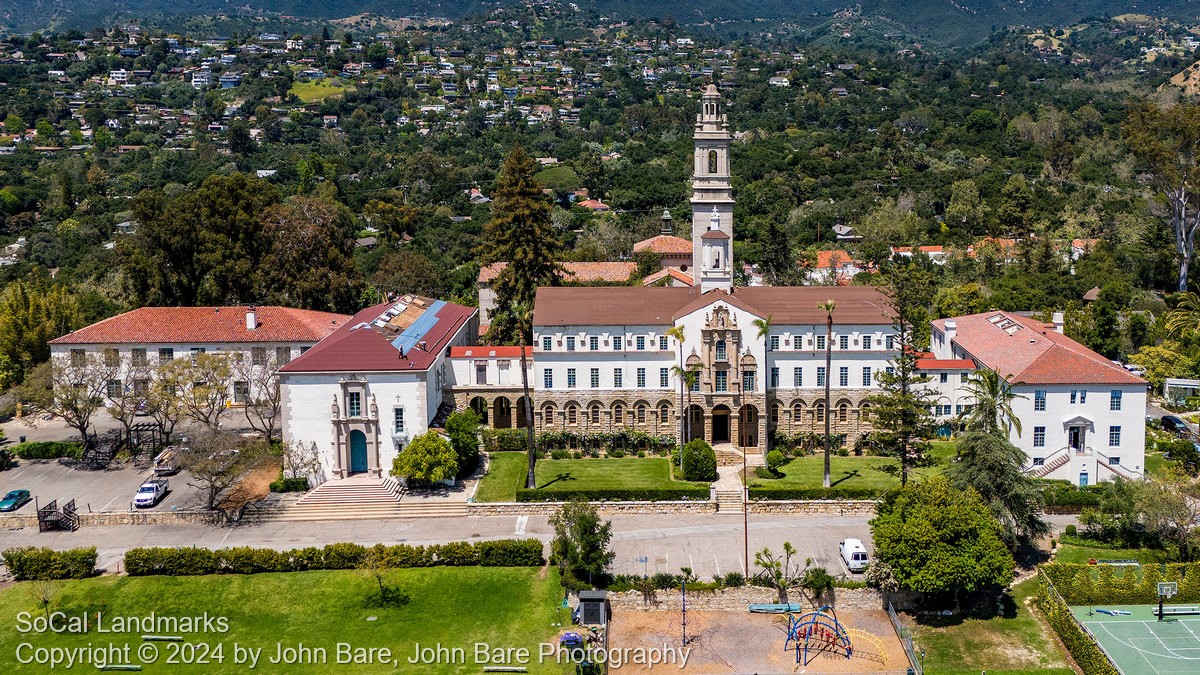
[1072,602,1200,674]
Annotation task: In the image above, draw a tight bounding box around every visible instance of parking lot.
[0,458,207,514]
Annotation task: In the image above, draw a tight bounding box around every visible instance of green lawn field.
[475,455,705,501]
[289,79,354,102]
[748,453,945,490]
[475,452,528,502]
[0,567,572,674]
[914,578,1074,675]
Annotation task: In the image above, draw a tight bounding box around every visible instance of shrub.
[1036,572,1120,675]
[483,428,527,453]
[2,546,97,580]
[571,451,583,459]
[607,448,625,458]
[766,450,786,474]
[1065,524,1077,537]
[637,450,646,458]
[11,441,83,460]
[268,473,309,492]
[680,439,717,482]
[551,449,570,460]
[749,486,882,500]
[754,466,778,480]
[723,571,746,587]
[122,540,545,577]
[515,486,711,502]
[836,447,849,457]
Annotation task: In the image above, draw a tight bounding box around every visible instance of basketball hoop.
[1160,582,1179,599]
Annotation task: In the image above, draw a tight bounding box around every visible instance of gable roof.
[279,296,475,374]
[634,235,692,256]
[641,268,694,286]
[479,261,636,284]
[50,306,350,345]
[932,311,1144,386]
[534,285,892,327]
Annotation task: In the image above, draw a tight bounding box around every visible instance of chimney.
[943,320,957,346]
[1052,312,1064,334]
[246,307,257,331]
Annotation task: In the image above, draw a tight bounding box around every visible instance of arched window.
[792,403,803,421]
[708,149,718,173]
[613,404,624,425]
[566,405,578,425]
[636,404,647,423]
[860,403,871,422]
[659,404,670,423]
[815,403,826,423]
[590,404,601,425]
[839,403,849,422]
[712,248,721,269]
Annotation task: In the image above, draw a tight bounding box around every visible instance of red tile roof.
[478,262,636,284]
[449,346,533,358]
[49,306,351,345]
[813,250,859,269]
[280,298,476,373]
[634,235,692,256]
[916,358,976,370]
[933,312,1144,385]
[641,268,694,286]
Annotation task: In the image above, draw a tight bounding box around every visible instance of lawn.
[0,567,573,674]
[289,79,354,102]
[475,452,528,503]
[1053,541,1170,564]
[748,453,944,490]
[914,577,1074,675]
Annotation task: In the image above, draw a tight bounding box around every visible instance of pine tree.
[867,261,938,486]
[482,145,564,344]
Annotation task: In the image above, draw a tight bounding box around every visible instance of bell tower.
[691,84,734,293]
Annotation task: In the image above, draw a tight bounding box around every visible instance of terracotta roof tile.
[479,262,636,284]
[634,235,692,255]
[641,268,694,286]
[49,306,351,345]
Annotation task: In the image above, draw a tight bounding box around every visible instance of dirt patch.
[218,457,281,509]
[608,608,908,673]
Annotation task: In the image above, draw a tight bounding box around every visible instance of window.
[660,405,670,423]
[660,368,669,388]
[590,405,601,424]
[1110,390,1122,411]
[715,371,728,392]
[70,348,86,366]
[886,336,895,350]
[1034,390,1046,412]
[690,374,699,392]
[769,367,779,388]
[251,347,267,366]
[744,371,756,391]
[960,373,969,383]
[347,392,361,418]
[637,405,646,423]
[614,368,623,388]
[715,340,727,361]
[190,347,206,364]
[394,407,406,434]
[936,404,952,416]
[300,346,309,354]
[1033,457,1045,466]
[659,336,668,350]
[589,336,598,351]
[158,347,174,363]
[131,348,147,367]
[613,337,623,350]
[839,404,848,422]
[543,369,553,389]
[816,335,826,351]
[1109,456,1121,466]
[862,367,872,386]
[614,405,624,424]
[567,406,577,424]
[769,335,779,351]
[542,336,552,351]
[636,336,646,351]
[1080,390,1087,404]
[567,368,576,388]
[1109,426,1121,446]
[793,367,803,387]
[275,347,290,365]
[103,348,120,366]
[839,367,849,387]
[1033,426,1045,448]
[839,335,849,350]
[476,364,488,385]
[940,372,948,384]
[817,367,826,387]
[955,404,964,415]
[637,368,646,388]
[233,381,249,404]
[1070,390,1077,404]
[566,337,576,352]
[708,149,718,173]
[815,404,826,423]
[106,379,122,398]
[590,368,599,388]
[862,336,872,350]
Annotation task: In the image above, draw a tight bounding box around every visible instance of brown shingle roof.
[534,286,893,327]
[49,306,351,345]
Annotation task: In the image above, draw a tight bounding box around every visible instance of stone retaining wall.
[467,501,717,516]
[604,586,886,612]
[748,500,877,516]
[0,509,224,529]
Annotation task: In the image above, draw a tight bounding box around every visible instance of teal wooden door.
[1079,472,1088,487]
[349,430,368,473]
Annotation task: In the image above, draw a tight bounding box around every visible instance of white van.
[839,539,870,573]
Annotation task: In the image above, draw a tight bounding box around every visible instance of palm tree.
[818,300,836,488]
[961,367,1024,437]
[1166,290,1200,339]
[666,325,687,444]
[672,364,700,443]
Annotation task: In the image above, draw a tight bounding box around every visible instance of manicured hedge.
[2,546,97,580]
[1042,562,1200,606]
[268,475,309,492]
[123,539,544,577]
[748,487,883,500]
[10,441,83,460]
[1039,481,1105,511]
[515,486,710,502]
[1035,571,1120,675]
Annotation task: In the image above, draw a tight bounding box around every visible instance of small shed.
[577,590,609,626]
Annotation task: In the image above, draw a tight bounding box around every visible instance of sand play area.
[608,607,911,673]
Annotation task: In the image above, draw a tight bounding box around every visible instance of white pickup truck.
[134,478,168,508]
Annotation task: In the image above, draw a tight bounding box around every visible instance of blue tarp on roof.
[391,300,446,355]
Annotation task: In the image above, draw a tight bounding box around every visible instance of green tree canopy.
[550,499,615,588]
[391,431,458,488]
[949,431,1048,550]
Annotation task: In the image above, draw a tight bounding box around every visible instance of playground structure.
[780,606,888,667]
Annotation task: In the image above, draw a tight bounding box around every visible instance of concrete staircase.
[1027,448,1070,479]
[242,477,467,522]
[715,489,744,513]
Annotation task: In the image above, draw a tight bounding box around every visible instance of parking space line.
[101,496,120,512]
[10,467,29,479]
[713,554,720,578]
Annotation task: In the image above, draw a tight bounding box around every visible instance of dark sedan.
[1162,415,1192,437]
